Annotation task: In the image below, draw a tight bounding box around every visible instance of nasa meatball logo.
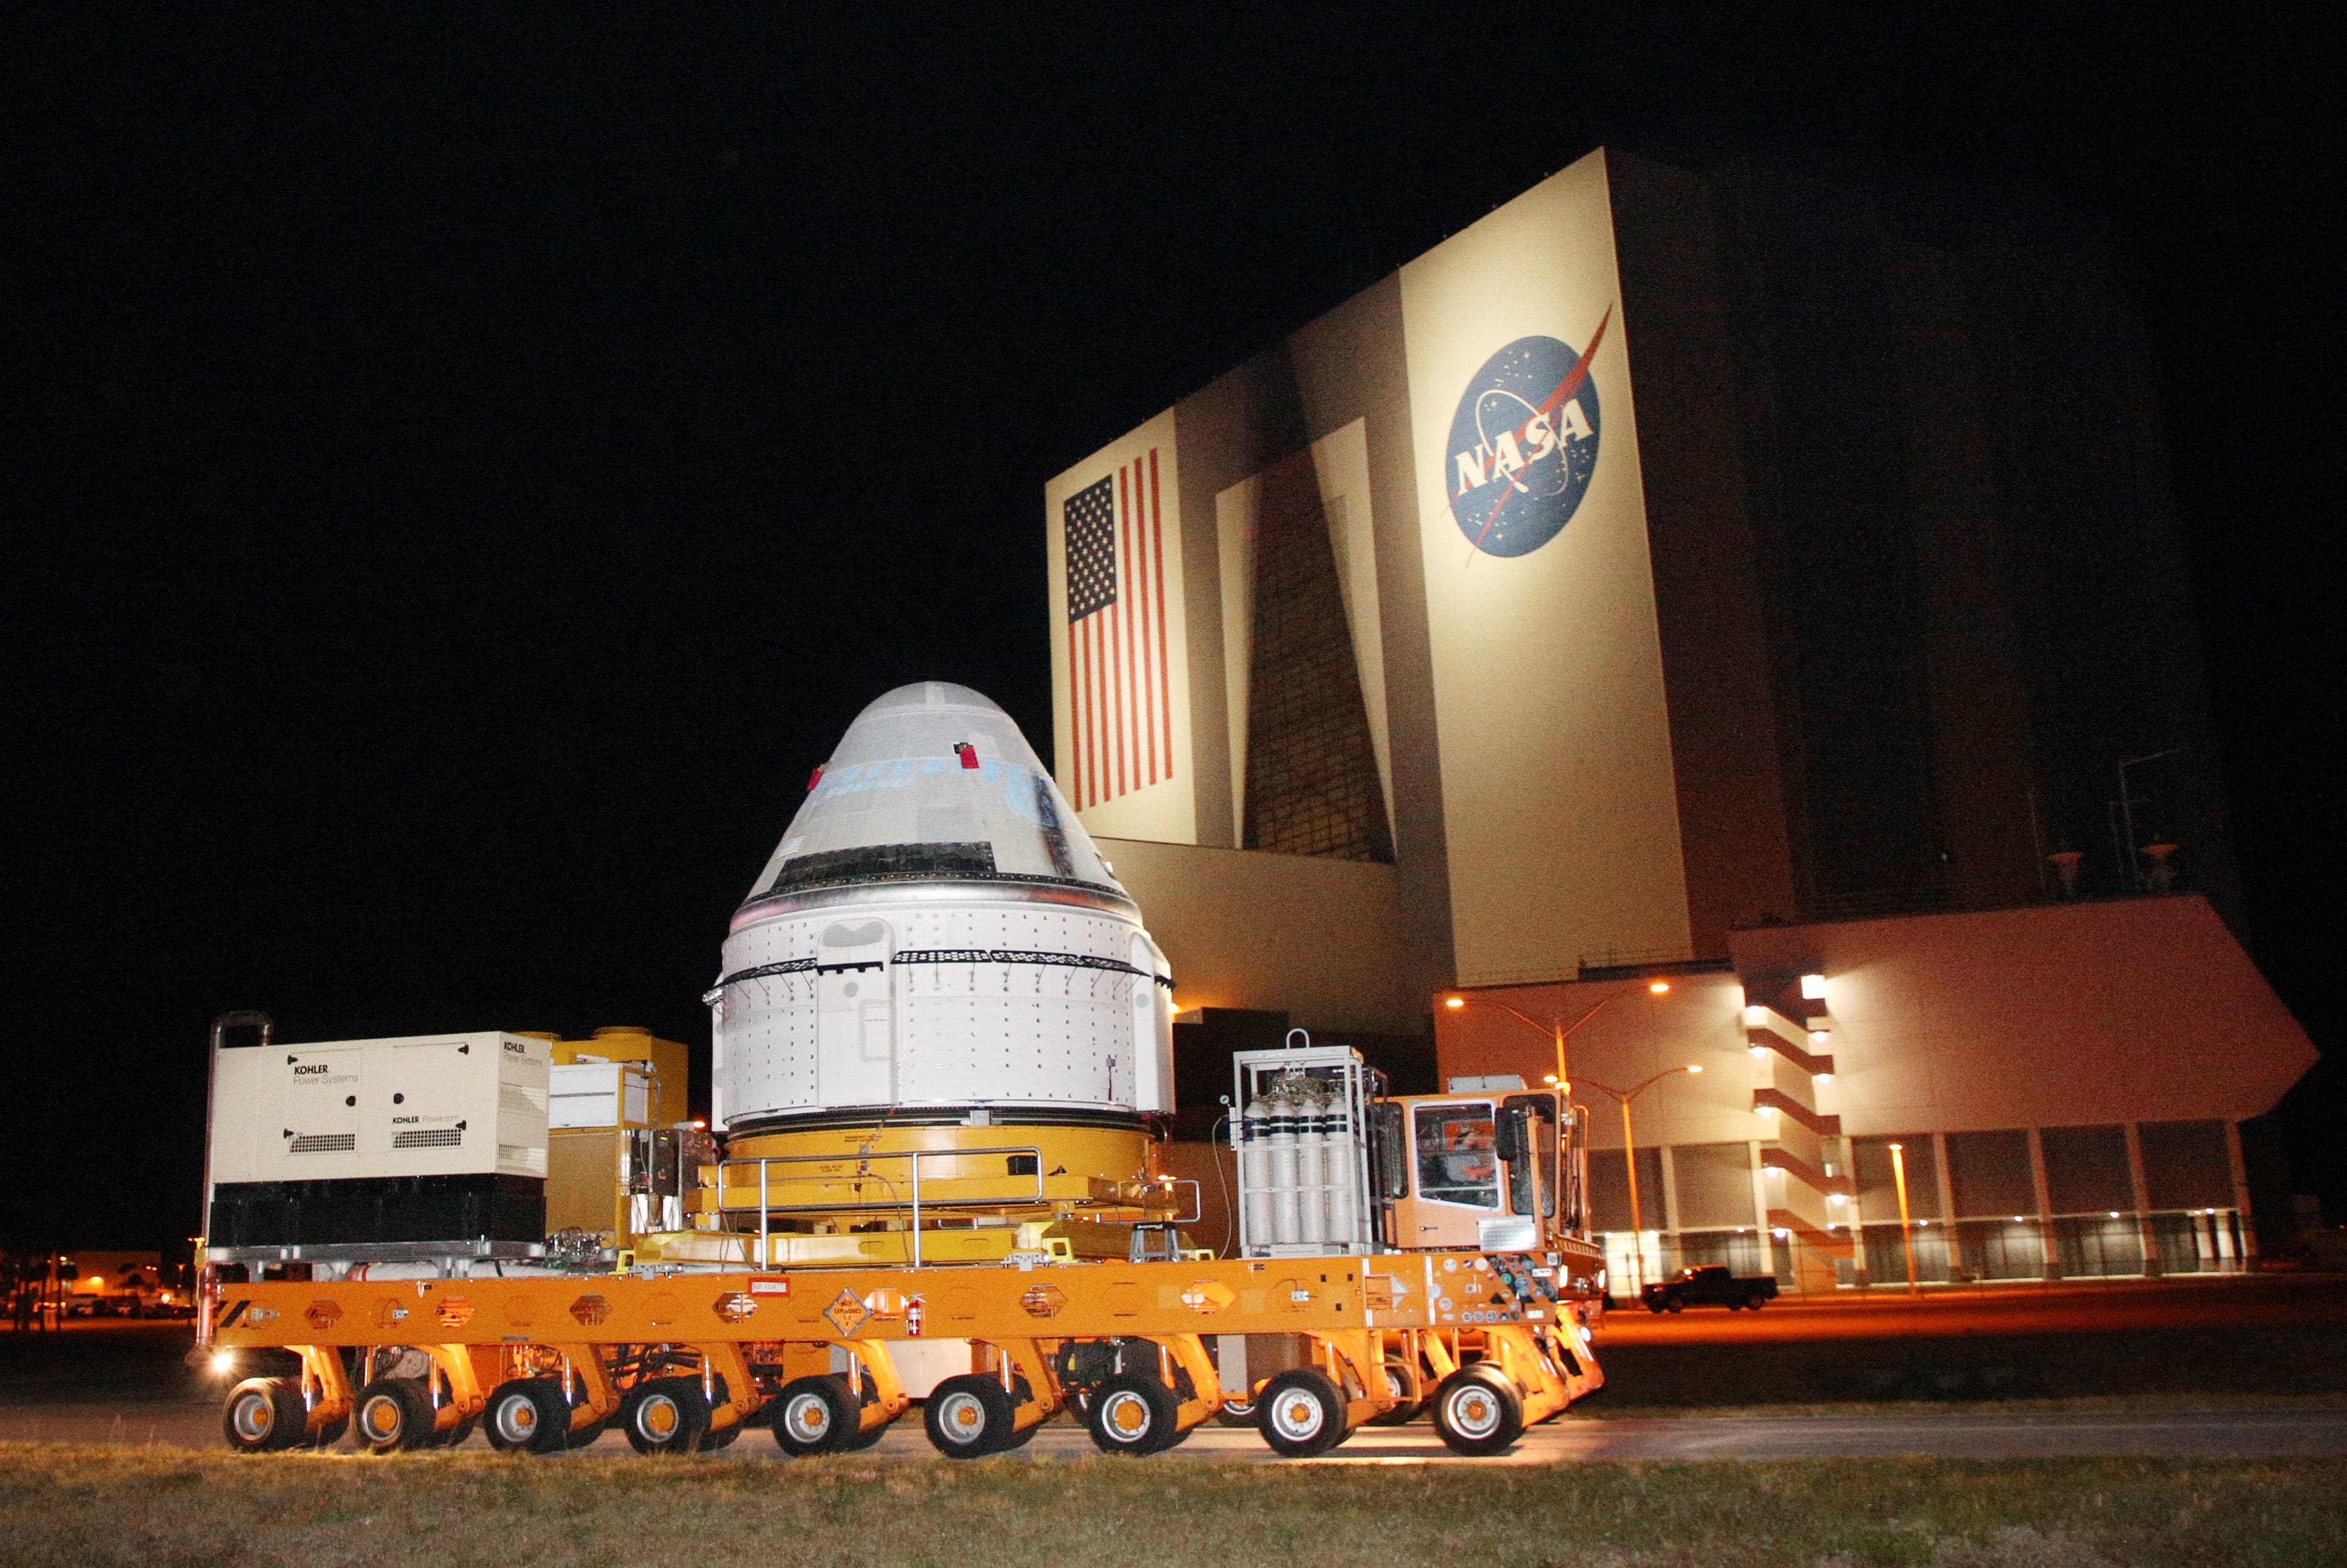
[1445,308,1611,559]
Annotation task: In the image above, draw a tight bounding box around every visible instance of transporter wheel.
[436,1413,476,1449]
[621,1377,710,1455]
[1256,1369,1345,1459]
[1369,1360,1425,1425]
[1432,1366,1523,1457]
[1087,1374,1178,1455]
[1215,1395,1257,1428]
[222,1377,305,1453]
[771,1375,857,1456]
[704,1420,742,1450]
[353,1378,437,1454]
[309,1412,350,1449]
[925,1374,1016,1458]
[484,1378,569,1455]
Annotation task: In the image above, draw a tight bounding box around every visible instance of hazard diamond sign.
[824,1287,871,1338]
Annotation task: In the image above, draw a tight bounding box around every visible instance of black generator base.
[208,1173,546,1249]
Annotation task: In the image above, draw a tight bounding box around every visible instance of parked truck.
[1639,1264,1777,1313]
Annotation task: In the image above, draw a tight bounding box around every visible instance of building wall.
[1100,835,1417,1035]
[1728,896,2312,1133]
[1433,897,2310,1287]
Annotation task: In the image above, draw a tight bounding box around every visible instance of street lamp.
[1577,1064,1703,1296]
[1442,978,1671,1092]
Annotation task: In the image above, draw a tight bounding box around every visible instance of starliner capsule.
[705,681,1174,1212]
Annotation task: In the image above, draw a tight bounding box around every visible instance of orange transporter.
[198,685,1607,1459]
[200,1033,1608,1460]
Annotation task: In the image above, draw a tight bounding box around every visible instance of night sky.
[5,8,2339,1249]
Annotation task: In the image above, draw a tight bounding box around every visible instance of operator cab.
[1374,1088,1584,1252]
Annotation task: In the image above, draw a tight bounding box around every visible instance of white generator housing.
[207,1030,551,1185]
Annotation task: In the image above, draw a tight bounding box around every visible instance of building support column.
[2027,1127,2059,1281]
[1931,1132,1957,1283]
[1657,1144,1682,1276]
[2124,1122,2159,1276]
[2225,1120,2259,1268]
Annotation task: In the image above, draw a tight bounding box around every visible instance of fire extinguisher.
[905,1296,925,1338]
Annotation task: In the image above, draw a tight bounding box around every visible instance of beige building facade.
[1043,150,2308,1287]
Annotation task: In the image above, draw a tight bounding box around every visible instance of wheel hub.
[495,1397,538,1444]
[1271,1392,1323,1441]
[784,1393,834,1443]
[1102,1391,1149,1437]
[231,1392,274,1442]
[1449,1387,1501,1438]
[938,1391,986,1441]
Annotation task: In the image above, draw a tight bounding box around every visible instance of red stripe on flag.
[1122,462,1144,787]
[1150,448,1172,777]
[1081,616,1097,809]
[1140,462,1159,784]
[1068,621,1081,807]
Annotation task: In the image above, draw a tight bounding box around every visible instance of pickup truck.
[1639,1264,1778,1313]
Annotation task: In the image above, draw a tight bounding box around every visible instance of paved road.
[1598,1274,2347,1346]
[8,1397,2344,1464]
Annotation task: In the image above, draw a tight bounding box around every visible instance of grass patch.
[4,1445,2344,1567]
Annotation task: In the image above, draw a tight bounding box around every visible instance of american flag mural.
[1064,448,1172,809]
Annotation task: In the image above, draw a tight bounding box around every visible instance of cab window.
[1414,1103,1500,1209]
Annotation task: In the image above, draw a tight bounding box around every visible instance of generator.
[202,1016,551,1259]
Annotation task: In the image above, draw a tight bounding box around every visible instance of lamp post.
[1888,1141,1919,1294]
[1441,979,1671,1094]
[1578,1064,1704,1296]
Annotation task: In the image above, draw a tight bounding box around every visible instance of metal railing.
[716,1146,1047,1269]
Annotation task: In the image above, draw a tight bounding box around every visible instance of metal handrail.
[717,1145,1047,1269]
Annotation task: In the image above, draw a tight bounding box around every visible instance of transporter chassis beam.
[207,1247,1604,1458]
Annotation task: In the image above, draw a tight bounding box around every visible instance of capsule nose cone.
[853,680,1006,720]
[739,683,1120,910]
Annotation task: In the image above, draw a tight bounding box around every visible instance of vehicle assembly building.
[1043,147,2315,1289]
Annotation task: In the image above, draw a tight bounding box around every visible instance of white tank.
[1323,1085,1360,1248]
[706,682,1173,1134]
[1267,1075,1302,1246]
[1293,1079,1328,1247]
[1239,1095,1276,1246]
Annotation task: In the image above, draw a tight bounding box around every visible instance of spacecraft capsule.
[706,682,1173,1145]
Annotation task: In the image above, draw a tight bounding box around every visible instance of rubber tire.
[1746,1292,1767,1310]
[834,1405,891,1450]
[222,1377,305,1452]
[1369,1361,1424,1425]
[1665,1296,1685,1314]
[1256,1369,1346,1459]
[1646,1301,1664,1314]
[1087,1374,1179,1456]
[925,1373,1016,1458]
[772,1375,857,1456]
[1214,1397,1257,1429]
[704,1421,742,1450]
[436,1414,476,1450]
[620,1376,710,1455]
[309,1412,350,1450]
[1432,1366,1524,1457]
[484,1378,568,1455]
[353,1378,437,1454]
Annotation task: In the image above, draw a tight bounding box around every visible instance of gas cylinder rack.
[1234,1036,1385,1257]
